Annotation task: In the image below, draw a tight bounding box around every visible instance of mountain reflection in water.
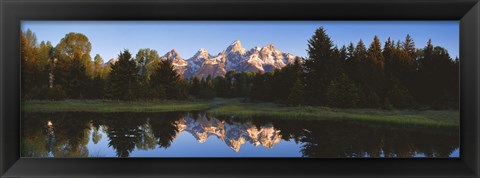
[21,112,459,158]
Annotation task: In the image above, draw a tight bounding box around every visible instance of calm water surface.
[21,112,459,158]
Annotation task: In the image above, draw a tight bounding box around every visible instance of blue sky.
[21,21,459,61]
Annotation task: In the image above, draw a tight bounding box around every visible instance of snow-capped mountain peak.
[226,40,246,55]
[193,48,210,60]
[113,40,301,78]
[262,44,276,50]
[163,49,181,59]
[182,40,300,78]
[184,48,214,78]
[161,49,188,76]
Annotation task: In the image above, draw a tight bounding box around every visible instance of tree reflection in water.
[21,112,459,158]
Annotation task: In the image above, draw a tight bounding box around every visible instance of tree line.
[249,27,458,109]
[21,27,459,109]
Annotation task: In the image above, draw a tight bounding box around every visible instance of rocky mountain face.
[105,40,300,78]
[160,49,188,76]
[184,40,300,78]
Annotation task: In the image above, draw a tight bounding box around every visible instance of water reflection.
[21,112,459,158]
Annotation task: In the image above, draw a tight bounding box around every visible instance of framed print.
[1,0,479,177]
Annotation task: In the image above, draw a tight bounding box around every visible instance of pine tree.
[398,35,417,96]
[368,36,385,71]
[65,58,89,99]
[415,39,435,105]
[416,43,458,109]
[383,37,396,78]
[383,37,394,61]
[339,45,348,61]
[402,34,416,63]
[346,42,355,60]
[304,27,343,105]
[150,59,183,99]
[197,75,215,99]
[234,73,248,97]
[105,50,141,100]
[354,40,368,61]
[385,76,413,108]
[214,76,228,98]
[189,76,201,98]
[325,73,360,108]
[365,36,386,106]
[286,79,305,106]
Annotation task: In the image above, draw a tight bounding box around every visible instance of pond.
[21,112,459,158]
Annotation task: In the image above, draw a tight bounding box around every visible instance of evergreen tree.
[367,36,385,71]
[250,71,276,101]
[65,58,89,99]
[416,42,458,109]
[383,37,396,77]
[304,27,343,105]
[383,37,395,62]
[150,59,185,99]
[346,42,355,60]
[88,75,105,99]
[189,76,201,98]
[196,75,215,99]
[214,76,229,98]
[234,73,248,97]
[282,58,305,104]
[365,36,386,107]
[385,77,413,108]
[286,79,305,106]
[325,73,360,108]
[339,45,348,61]
[402,34,416,62]
[399,35,417,92]
[105,50,141,100]
[347,40,367,85]
[175,78,189,100]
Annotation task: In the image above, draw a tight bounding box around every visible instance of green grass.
[206,99,459,128]
[23,98,459,128]
[22,100,211,113]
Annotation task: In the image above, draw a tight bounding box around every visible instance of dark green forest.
[21,27,459,110]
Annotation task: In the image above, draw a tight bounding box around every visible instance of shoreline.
[22,99,459,128]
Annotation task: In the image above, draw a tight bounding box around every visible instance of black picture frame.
[1,0,479,177]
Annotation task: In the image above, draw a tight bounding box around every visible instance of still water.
[21,112,459,158]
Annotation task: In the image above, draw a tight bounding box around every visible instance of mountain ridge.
[105,40,302,78]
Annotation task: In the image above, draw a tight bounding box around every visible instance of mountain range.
[106,40,301,78]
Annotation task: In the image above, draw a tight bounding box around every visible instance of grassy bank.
[23,98,459,128]
[23,100,211,113]
[206,99,459,128]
